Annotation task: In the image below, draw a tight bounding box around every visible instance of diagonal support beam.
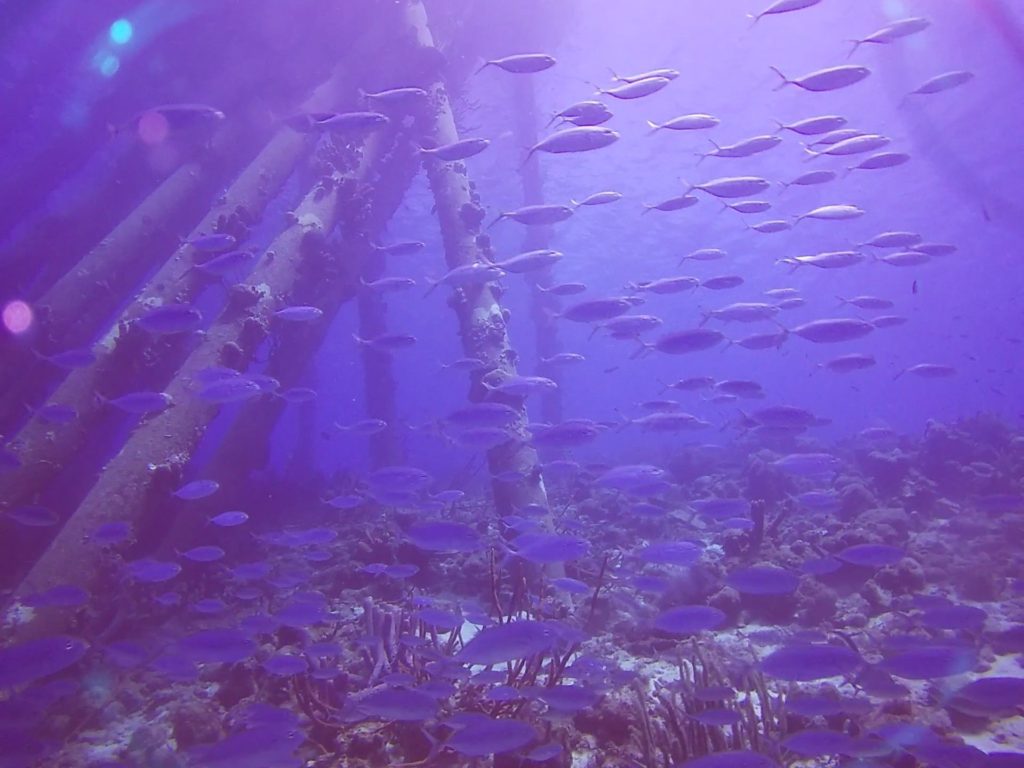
[3,131,389,642]
[404,0,551,520]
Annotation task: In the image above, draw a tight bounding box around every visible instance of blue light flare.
[109,19,133,45]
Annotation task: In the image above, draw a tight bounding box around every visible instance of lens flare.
[137,110,170,145]
[99,54,120,77]
[109,19,133,45]
[2,300,34,334]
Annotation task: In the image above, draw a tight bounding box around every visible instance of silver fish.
[749,0,822,24]
[804,133,890,158]
[722,200,772,214]
[848,17,930,57]
[610,67,680,83]
[860,231,922,248]
[847,152,910,172]
[489,204,574,228]
[792,318,875,343]
[571,191,622,207]
[748,220,792,233]
[525,126,619,162]
[778,251,863,269]
[907,70,973,97]
[424,263,506,294]
[477,53,556,74]
[492,249,563,274]
[596,76,672,100]
[420,138,490,161]
[822,353,876,373]
[647,114,719,132]
[779,170,837,190]
[773,115,847,135]
[360,86,428,105]
[794,204,865,224]
[548,100,612,127]
[688,176,770,198]
[699,134,781,161]
[701,302,779,324]
[770,64,870,92]
[642,194,698,213]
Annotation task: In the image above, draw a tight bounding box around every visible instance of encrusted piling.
[357,256,403,468]
[404,0,552,519]
[0,60,371,592]
[3,126,393,640]
[166,127,422,538]
[0,123,261,437]
[512,76,564,425]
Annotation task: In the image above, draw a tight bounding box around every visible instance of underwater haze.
[1,0,1024,766]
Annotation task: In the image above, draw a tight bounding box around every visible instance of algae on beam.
[403,0,553,527]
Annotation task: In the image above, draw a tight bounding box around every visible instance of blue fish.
[172,479,220,500]
[0,635,89,688]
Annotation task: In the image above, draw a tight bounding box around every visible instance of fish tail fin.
[569,199,581,208]
[717,202,728,215]
[778,181,789,193]
[846,40,863,59]
[646,119,662,134]
[629,341,653,360]
[422,279,441,297]
[768,65,791,90]
[418,728,443,763]
[681,178,694,194]
[474,61,492,75]
[801,143,820,161]
[836,295,849,307]
[608,67,621,81]
[893,368,907,380]
[698,312,711,327]
[842,165,854,178]
[352,334,368,346]
[587,325,601,341]
[770,118,785,134]
[657,378,670,394]
[487,213,506,230]
[641,204,653,214]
